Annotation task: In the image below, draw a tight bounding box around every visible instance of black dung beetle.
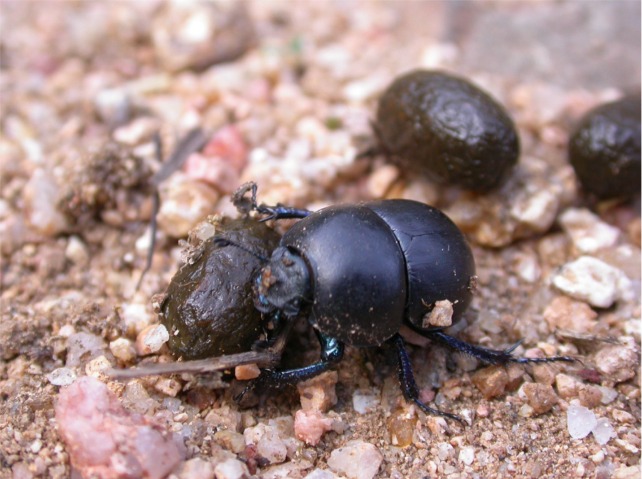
[220,183,572,421]
[114,182,573,422]
[568,95,641,200]
[376,70,519,191]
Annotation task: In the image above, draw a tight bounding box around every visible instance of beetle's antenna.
[213,237,269,263]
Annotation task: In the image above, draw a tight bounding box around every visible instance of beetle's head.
[254,247,311,317]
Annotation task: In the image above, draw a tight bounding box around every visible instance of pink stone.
[55,377,185,479]
[294,409,335,446]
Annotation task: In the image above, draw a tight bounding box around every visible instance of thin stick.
[106,350,281,379]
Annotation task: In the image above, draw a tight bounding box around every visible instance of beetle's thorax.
[254,246,311,317]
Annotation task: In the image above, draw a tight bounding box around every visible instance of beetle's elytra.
[262,200,475,347]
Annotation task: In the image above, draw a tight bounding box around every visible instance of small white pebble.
[513,251,541,283]
[458,446,475,465]
[612,410,635,424]
[567,404,597,439]
[552,256,632,308]
[519,404,534,418]
[615,439,640,455]
[327,440,383,479]
[592,418,616,445]
[109,338,136,362]
[173,412,189,423]
[46,367,77,386]
[25,168,69,236]
[157,174,220,237]
[245,423,288,464]
[65,236,89,265]
[113,117,158,145]
[590,450,605,464]
[257,435,289,465]
[352,389,380,414]
[422,300,453,328]
[597,386,618,404]
[155,378,182,397]
[58,324,76,337]
[94,88,131,126]
[136,324,169,355]
[121,303,153,335]
[85,355,112,379]
[213,458,250,479]
[510,189,559,232]
[66,332,106,367]
[437,442,455,460]
[303,469,338,479]
[173,457,215,479]
[30,439,42,454]
[458,409,474,425]
[559,208,620,253]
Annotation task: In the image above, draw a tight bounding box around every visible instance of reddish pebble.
[594,344,638,383]
[235,363,261,380]
[184,125,247,193]
[577,368,602,384]
[472,366,508,399]
[543,296,597,332]
[294,409,335,446]
[578,384,604,408]
[555,373,580,399]
[521,383,558,415]
[476,403,490,418]
[55,377,184,479]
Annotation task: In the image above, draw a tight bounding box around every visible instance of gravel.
[1,2,639,479]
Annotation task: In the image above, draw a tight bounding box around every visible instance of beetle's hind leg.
[425,330,575,365]
[390,334,465,424]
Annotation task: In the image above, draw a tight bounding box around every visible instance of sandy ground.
[1,2,640,479]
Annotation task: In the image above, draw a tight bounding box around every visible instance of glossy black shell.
[568,95,641,200]
[280,200,476,347]
[159,218,280,359]
[376,70,519,191]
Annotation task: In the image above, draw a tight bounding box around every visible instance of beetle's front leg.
[235,331,344,402]
[232,181,312,221]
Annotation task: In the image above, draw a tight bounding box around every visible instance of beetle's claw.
[255,203,280,221]
[233,383,253,403]
[232,181,259,215]
[234,369,274,403]
[504,339,524,354]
